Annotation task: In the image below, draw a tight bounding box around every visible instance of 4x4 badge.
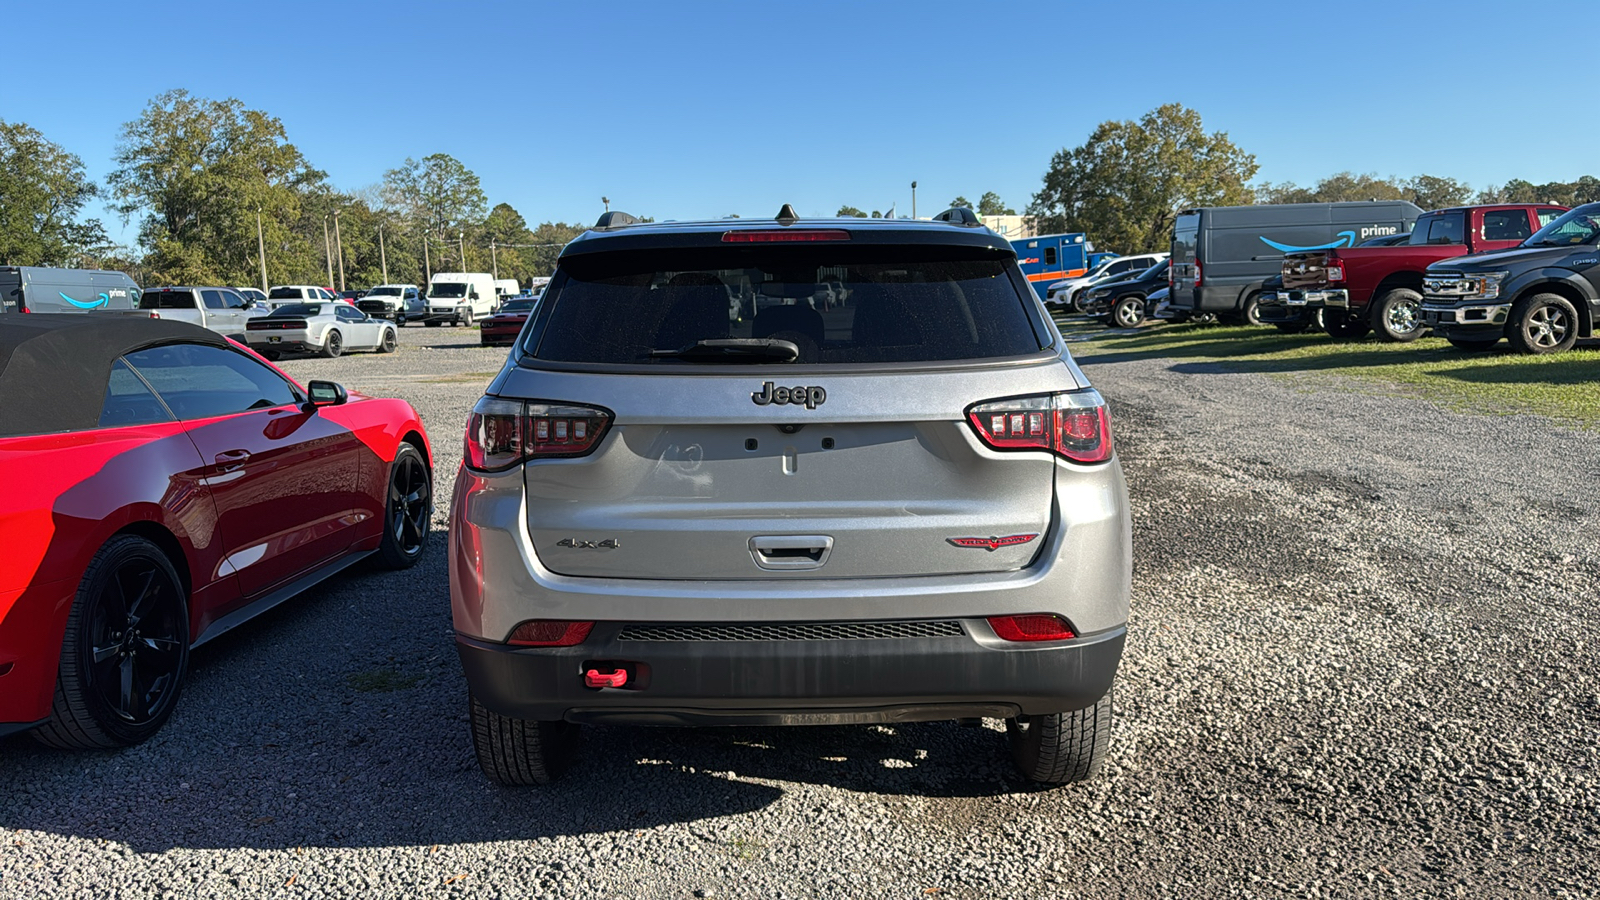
[948,534,1038,552]
[556,538,620,550]
[752,382,826,409]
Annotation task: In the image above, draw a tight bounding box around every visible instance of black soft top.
[0,314,227,438]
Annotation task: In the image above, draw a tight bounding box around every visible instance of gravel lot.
[3,323,1597,898]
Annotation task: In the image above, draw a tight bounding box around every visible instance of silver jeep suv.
[450,207,1131,785]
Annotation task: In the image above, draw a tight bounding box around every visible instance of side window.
[1044,247,1057,267]
[337,305,359,321]
[222,290,247,309]
[99,359,174,428]
[202,289,227,309]
[123,343,302,421]
[1482,210,1533,242]
[1538,209,1563,227]
[405,288,417,300]
[1425,213,1466,245]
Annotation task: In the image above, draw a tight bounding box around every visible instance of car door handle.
[749,535,833,570]
[214,449,252,471]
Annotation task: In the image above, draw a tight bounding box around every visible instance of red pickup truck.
[1257,204,1567,341]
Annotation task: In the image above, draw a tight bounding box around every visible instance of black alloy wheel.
[34,535,190,749]
[379,328,398,353]
[378,444,431,568]
[322,329,344,358]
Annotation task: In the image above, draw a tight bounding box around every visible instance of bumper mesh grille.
[617,620,965,643]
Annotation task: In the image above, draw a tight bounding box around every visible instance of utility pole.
[491,241,498,279]
[378,224,388,284]
[602,196,609,212]
[333,210,346,291]
[911,181,918,219]
[322,216,334,287]
[423,234,431,281]
[256,208,268,292]
[459,231,466,271]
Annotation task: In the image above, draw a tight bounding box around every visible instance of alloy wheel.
[1528,305,1569,348]
[86,558,184,725]
[1387,300,1421,336]
[388,451,431,559]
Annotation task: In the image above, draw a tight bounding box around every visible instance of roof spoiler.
[593,211,641,230]
[932,207,982,226]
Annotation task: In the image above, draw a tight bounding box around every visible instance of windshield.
[270,303,323,317]
[527,246,1046,366]
[367,286,401,296]
[429,282,468,298]
[1523,204,1600,247]
[268,287,303,299]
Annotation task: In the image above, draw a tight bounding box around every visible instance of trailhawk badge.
[947,534,1039,552]
[752,382,827,408]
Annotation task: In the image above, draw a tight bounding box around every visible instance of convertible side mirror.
[306,380,348,409]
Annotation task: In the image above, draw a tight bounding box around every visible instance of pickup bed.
[1258,204,1566,341]
[109,287,267,339]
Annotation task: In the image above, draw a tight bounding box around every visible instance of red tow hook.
[584,668,628,689]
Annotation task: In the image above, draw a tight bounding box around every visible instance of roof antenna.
[775,203,799,224]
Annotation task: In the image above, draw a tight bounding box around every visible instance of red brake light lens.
[1192,258,1202,288]
[465,397,612,471]
[507,620,594,647]
[721,230,852,243]
[966,391,1114,464]
[987,614,1076,642]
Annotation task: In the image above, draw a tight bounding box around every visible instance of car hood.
[1427,244,1585,273]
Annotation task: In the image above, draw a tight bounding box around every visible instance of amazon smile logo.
[59,291,109,309]
[1259,231,1357,254]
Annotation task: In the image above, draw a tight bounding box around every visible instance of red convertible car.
[0,316,433,748]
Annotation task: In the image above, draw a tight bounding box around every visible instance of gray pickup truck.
[115,287,268,339]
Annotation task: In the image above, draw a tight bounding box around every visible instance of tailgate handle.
[749,535,833,570]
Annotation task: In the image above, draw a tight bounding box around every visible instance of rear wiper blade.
[649,338,799,363]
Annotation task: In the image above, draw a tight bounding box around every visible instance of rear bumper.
[458,624,1125,724]
[1260,288,1349,313]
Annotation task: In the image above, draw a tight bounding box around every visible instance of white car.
[1044,253,1168,311]
[244,301,398,360]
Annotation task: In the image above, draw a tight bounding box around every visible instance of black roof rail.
[932,207,982,226]
[775,203,799,224]
[593,211,641,230]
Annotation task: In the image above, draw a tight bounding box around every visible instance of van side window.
[1482,210,1532,242]
[99,359,174,428]
[1044,247,1057,267]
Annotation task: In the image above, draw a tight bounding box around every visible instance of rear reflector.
[987,614,1076,642]
[507,620,594,647]
[722,230,852,243]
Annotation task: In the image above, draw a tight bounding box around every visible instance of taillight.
[1325,263,1345,282]
[722,230,852,243]
[966,390,1114,464]
[464,397,612,471]
[987,614,1076,642]
[1192,258,1203,288]
[507,620,594,646]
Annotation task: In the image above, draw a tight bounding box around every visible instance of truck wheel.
[321,330,343,358]
[1112,295,1146,328]
[33,535,190,750]
[470,693,578,785]
[1324,310,1370,340]
[1220,293,1265,326]
[1007,690,1113,785]
[1447,337,1499,352]
[1371,289,1425,342]
[1506,293,1578,354]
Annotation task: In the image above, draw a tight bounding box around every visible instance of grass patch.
[1058,316,1600,425]
[347,668,423,693]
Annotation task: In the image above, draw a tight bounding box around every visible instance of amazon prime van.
[1168,201,1420,324]
[0,266,142,314]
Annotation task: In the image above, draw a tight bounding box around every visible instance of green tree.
[383,153,488,272]
[1406,174,1473,210]
[836,205,868,218]
[109,90,326,285]
[949,196,973,211]
[1257,172,1408,205]
[977,192,1015,216]
[0,120,108,267]
[1028,103,1257,253]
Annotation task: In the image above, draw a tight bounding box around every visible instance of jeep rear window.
[526,247,1046,365]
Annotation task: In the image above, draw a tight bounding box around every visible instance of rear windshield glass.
[268,287,303,299]
[138,290,195,310]
[270,303,322,317]
[527,247,1045,365]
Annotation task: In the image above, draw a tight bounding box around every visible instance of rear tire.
[1007,691,1113,785]
[377,444,430,569]
[470,693,578,785]
[1238,292,1264,326]
[1371,288,1425,342]
[33,535,190,750]
[321,330,343,358]
[1111,295,1146,328]
[1448,337,1500,352]
[1506,292,1579,355]
[378,328,397,354]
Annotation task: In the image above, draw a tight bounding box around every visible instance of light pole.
[423,233,431,281]
[378,224,388,285]
[602,196,609,212]
[458,231,466,271]
[333,209,346,291]
[491,240,498,279]
[256,207,268,292]
[911,181,917,219]
[322,216,334,287]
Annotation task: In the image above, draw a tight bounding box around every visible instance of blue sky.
[0,0,1579,245]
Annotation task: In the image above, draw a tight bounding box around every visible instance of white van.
[493,278,520,303]
[425,272,496,326]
